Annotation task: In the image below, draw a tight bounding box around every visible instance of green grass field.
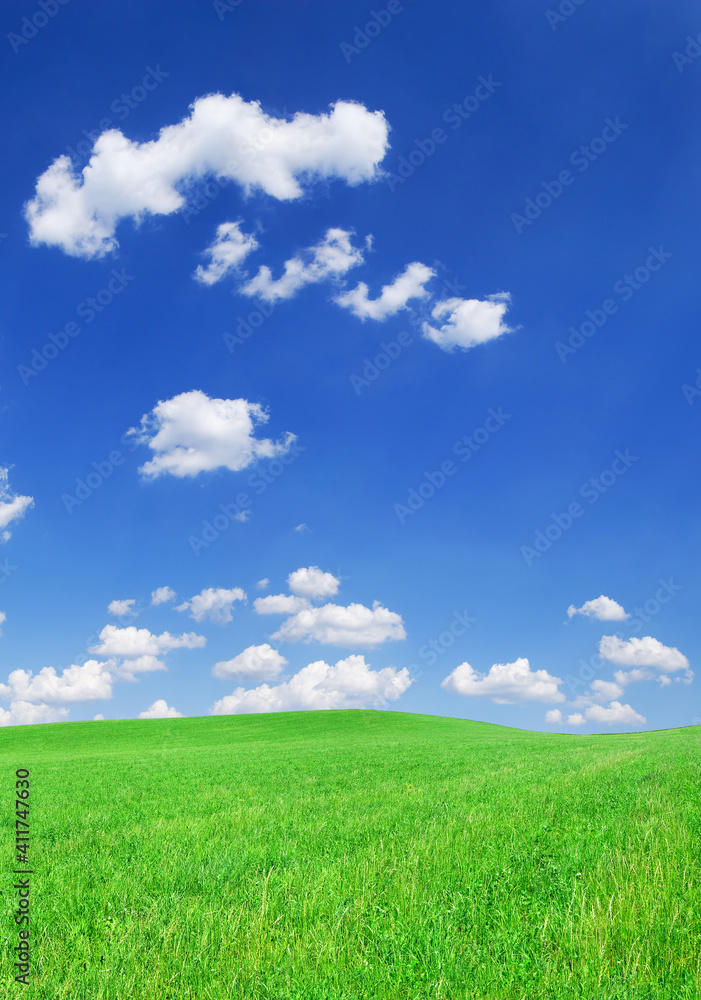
[1,710,699,999]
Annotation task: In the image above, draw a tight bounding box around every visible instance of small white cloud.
[255,578,269,590]
[294,523,310,533]
[128,390,296,480]
[335,261,435,320]
[545,709,562,723]
[242,228,365,301]
[442,657,565,705]
[571,678,626,708]
[212,643,288,681]
[566,713,586,726]
[194,221,259,285]
[107,599,137,617]
[271,602,406,647]
[0,701,68,727]
[0,467,33,536]
[211,653,412,714]
[0,611,5,636]
[422,292,513,352]
[585,701,646,725]
[93,713,105,721]
[138,699,183,719]
[0,660,113,704]
[151,586,177,605]
[287,566,340,600]
[599,635,689,673]
[253,594,312,615]
[567,596,629,621]
[176,587,246,624]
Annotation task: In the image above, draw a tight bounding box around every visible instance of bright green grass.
[1,710,699,999]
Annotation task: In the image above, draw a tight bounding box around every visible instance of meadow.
[1,709,699,999]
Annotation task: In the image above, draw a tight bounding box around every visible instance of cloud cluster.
[421,292,513,353]
[0,660,113,704]
[567,596,628,621]
[599,634,689,673]
[271,601,406,647]
[335,262,435,320]
[176,586,246,624]
[26,94,389,258]
[128,390,296,479]
[89,624,205,679]
[212,643,287,681]
[442,657,564,704]
[194,221,259,285]
[241,228,365,300]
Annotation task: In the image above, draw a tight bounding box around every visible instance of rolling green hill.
[2,710,699,998]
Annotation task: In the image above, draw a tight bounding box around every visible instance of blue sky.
[0,0,699,731]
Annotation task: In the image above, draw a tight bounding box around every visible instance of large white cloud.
[138,699,183,719]
[599,635,690,673]
[335,261,435,320]
[194,221,259,285]
[26,94,390,258]
[241,228,365,301]
[271,602,406,647]
[422,292,513,352]
[253,594,311,615]
[212,643,287,681]
[0,660,113,704]
[287,566,340,599]
[567,596,628,621]
[176,587,246,624]
[88,625,205,677]
[128,390,295,479]
[584,701,646,725]
[211,653,412,714]
[0,701,68,727]
[442,657,565,704]
[0,467,33,539]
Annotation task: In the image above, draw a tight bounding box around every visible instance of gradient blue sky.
[1,0,699,731]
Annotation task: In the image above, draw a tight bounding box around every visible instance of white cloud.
[584,701,646,725]
[0,701,68,727]
[441,657,565,705]
[115,655,167,681]
[422,292,513,352]
[89,624,205,658]
[253,594,312,615]
[255,578,269,590]
[211,653,412,714]
[194,221,259,285]
[567,596,628,621]
[599,635,690,673]
[0,611,5,636]
[287,566,340,600]
[108,598,137,617]
[26,94,389,259]
[571,678,626,708]
[242,228,365,301]
[271,602,406,647]
[545,709,562,723]
[151,586,176,605]
[93,713,105,721]
[138,699,183,719]
[294,523,310,533]
[128,390,296,479]
[567,713,585,726]
[212,643,287,681]
[0,467,33,538]
[176,586,246,624]
[335,261,435,320]
[0,660,113,704]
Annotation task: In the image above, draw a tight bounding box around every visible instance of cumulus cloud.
[176,587,246,624]
[287,566,340,600]
[211,653,412,714]
[108,599,137,617]
[0,702,68,727]
[584,701,646,725]
[599,635,690,674]
[138,699,183,719]
[567,713,585,726]
[571,678,626,708]
[93,714,105,721]
[194,221,259,285]
[441,657,565,705]
[335,261,435,320]
[421,292,513,352]
[567,596,628,621]
[0,660,113,704]
[271,602,406,647]
[241,228,365,301]
[26,94,390,259]
[212,643,287,681]
[127,390,296,479]
[253,594,312,615]
[545,709,562,723]
[0,468,33,539]
[255,578,269,590]
[88,625,205,680]
[151,586,176,605]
